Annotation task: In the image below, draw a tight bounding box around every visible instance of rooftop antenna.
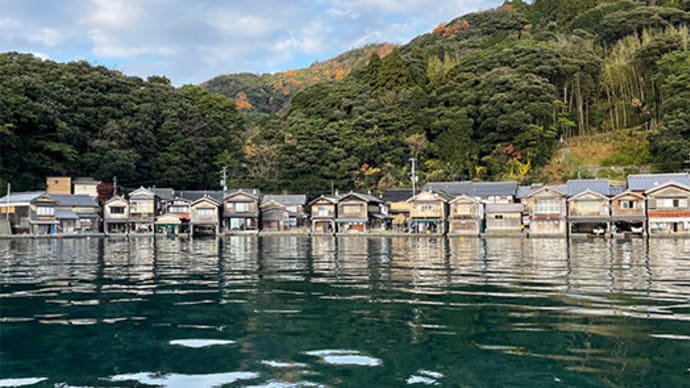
[409,157,418,196]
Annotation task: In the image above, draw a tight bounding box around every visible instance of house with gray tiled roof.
[627,173,690,192]
[223,189,261,233]
[565,180,612,236]
[336,192,388,233]
[309,195,339,234]
[261,194,308,231]
[50,194,101,233]
[0,191,59,235]
[525,186,567,236]
[645,181,690,236]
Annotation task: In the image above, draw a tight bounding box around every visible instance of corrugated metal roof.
[566,179,610,197]
[50,194,99,208]
[627,173,690,191]
[485,203,524,213]
[262,194,307,206]
[55,209,79,220]
[0,191,46,203]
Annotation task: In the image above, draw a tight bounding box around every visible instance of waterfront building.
[484,203,524,234]
[103,195,130,235]
[526,186,567,236]
[128,187,157,234]
[381,189,413,232]
[407,191,450,235]
[309,195,338,234]
[448,194,483,236]
[72,177,101,199]
[645,181,690,236]
[566,179,612,236]
[46,176,71,195]
[611,190,646,235]
[51,194,101,233]
[223,189,260,232]
[261,194,308,230]
[336,192,388,233]
[0,192,58,235]
[190,196,221,236]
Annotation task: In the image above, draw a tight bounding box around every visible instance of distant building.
[336,192,387,233]
[309,195,338,234]
[72,177,101,199]
[223,189,260,232]
[51,194,101,233]
[103,196,129,234]
[190,196,221,236]
[0,192,58,235]
[261,194,308,230]
[46,177,71,195]
[565,179,611,235]
[448,195,483,236]
[381,189,413,232]
[128,187,157,234]
[526,186,567,236]
[645,181,690,235]
[407,191,450,235]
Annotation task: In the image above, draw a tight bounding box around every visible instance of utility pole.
[409,157,418,196]
[6,183,9,219]
[685,151,690,172]
[113,176,117,196]
[221,167,228,196]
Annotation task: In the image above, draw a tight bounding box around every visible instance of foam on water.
[169,339,236,348]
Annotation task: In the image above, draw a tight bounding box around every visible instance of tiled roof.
[150,187,175,200]
[381,189,413,203]
[423,181,518,197]
[627,173,690,191]
[340,191,383,203]
[262,194,307,206]
[225,188,261,200]
[516,184,544,199]
[178,190,224,203]
[566,179,610,197]
[50,194,99,208]
[0,191,46,203]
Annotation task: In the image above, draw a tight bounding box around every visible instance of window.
[658,199,688,209]
[235,202,251,212]
[169,206,188,213]
[494,215,503,219]
[455,204,472,215]
[536,199,561,214]
[341,204,362,216]
[621,200,634,209]
[36,206,54,216]
[131,201,152,213]
[317,205,331,217]
[418,203,436,212]
[577,200,602,214]
[111,206,125,214]
[196,208,215,217]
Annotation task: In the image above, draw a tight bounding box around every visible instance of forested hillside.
[202,44,397,115]
[2,0,690,196]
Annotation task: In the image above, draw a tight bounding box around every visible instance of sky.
[0,0,502,85]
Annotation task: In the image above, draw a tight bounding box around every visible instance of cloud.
[0,0,501,85]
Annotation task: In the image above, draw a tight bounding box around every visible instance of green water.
[1,237,690,387]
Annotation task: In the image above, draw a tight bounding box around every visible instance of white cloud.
[0,0,502,84]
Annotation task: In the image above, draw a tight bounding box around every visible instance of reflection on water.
[1,236,690,386]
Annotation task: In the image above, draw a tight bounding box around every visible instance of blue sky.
[0,0,502,85]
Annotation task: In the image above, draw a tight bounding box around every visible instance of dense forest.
[2,0,690,196]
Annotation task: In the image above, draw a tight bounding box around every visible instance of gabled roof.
[191,196,221,206]
[261,200,287,209]
[612,189,645,200]
[309,195,339,205]
[423,181,472,196]
[644,180,690,195]
[128,186,156,199]
[567,189,610,202]
[50,194,99,208]
[105,195,128,205]
[628,173,690,192]
[527,185,566,197]
[261,194,306,206]
[516,184,544,199]
[178,190,224,203]
[155,213,182,225]
[381,189,414,203]
[423,181,518,197]
[0,191,46,204]
[406,190,450,203]
[150,187,175,201]
[224,189,260,200]
[339,191,383,204]
[449,194,482,204]
[566,179,610,197]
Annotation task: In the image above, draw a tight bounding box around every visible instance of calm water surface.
[1,237,690,387]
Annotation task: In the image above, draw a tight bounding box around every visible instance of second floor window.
[36,206,54,216]
[658,198,688,209]
[195,208,215,217]
[536,199,561,214]
[110,207,125,214]
[235,202,251,212]
[620,200,635,209]
[169,206,188,213]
